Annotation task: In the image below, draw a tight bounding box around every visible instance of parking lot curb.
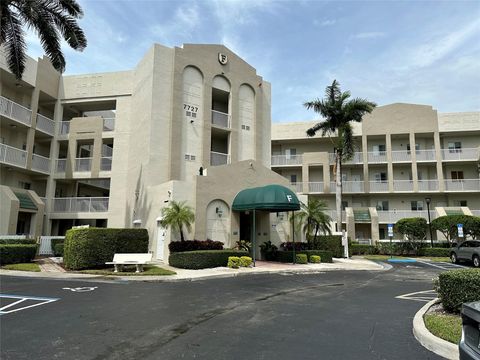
[413,298,459,360]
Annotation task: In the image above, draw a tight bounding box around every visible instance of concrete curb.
[413,298,459,360]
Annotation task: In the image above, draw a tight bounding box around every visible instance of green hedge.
[63,228,149,270]
[309,255,321,263]
[53,243,64,257]
[0,238,37,245]
[308,235,348,257]
[0,244,38,265]
[418,247,450,257]
[296,254,308,264]
[277,250,333,263]
[169,250,248,269]
[351,244,378,255]
[436,269,480,312]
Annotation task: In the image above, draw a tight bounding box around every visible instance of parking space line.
[415,260,467,270]
[0,294,59,315]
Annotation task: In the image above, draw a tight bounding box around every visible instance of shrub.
[296,254,308,264]
[169,250,248,269]
[0,244,38,265]
[63,228,149,270]
[308,235,348,257]
[432,215,480,244]
[395,217,427,240]
[309,255,321,263]
[0,238,36,245]
[168,240,223,253]
[228,256,240,268]
[436,269,480,313]
[260,241,278,261]
[418,247,450,257]
[351,244,378,255]
[236,240,251,252]
[280,242,308,251]
[377,241,428,256]
[277,250,333,263]
[239,256,252,267]
[51,238,64,248]
[53,243,64,257]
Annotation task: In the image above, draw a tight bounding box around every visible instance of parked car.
[450,240,480,267]
[460,301,480,360]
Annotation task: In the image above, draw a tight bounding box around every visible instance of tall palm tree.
[295,200,332,243]
[1,0,87,80]
[304,80,376,233]
[160,201,195,242]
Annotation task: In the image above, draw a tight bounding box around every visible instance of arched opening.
[206,199,230,246]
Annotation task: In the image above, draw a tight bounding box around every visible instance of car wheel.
[451,252,458,264]
[473,255,480,268]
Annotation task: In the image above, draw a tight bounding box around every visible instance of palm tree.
[1,0,87,80]
[160,201,195,242]
[295,200,332,243]
[304,80,376,233]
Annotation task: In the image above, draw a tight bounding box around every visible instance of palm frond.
[2,6,26,79]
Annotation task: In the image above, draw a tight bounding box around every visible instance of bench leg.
[114,264,119,273]
[135,264,143,273]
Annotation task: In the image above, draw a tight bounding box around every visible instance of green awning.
[232,184,300,212]
[14,192,37,210]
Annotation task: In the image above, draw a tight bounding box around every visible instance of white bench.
[105,253,153,273]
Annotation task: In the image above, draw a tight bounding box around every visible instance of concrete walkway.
[0,258,385,282]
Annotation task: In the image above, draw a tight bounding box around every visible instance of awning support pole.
[292,211,296,264]
[253,209,256,267]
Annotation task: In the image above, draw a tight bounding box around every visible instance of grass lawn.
[1,263,41,272]
[79,265,176,276]
[424,313,462,344]
[363,255,451,262]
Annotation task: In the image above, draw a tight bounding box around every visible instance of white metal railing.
[75,158,92,172]
[0,235,27,239]
[391,150,411,162]
[308,182,324,193]
[445,179,480,191]
[0,96,32,126]
[271,154,303,166]
[290,183,303,192]
[100,157,112,171]
[59,121,70,135]
[0,143,27,168]
[31,153,50,173]
[377,210,432,223]
[416,149,436,161]
[393,180,413,192]
[441,148,478,161]
[369,181,389,192]
[367,151,387,163]
[211,110,230,128]
[102,144,113,157]
[52,197,109,213]
[329,152,363,164]
[56,159,67,173]
[36,114,55,135]
[471,210,480,216]
[418,180,439,191]
[38,236,65,256]
[343,181,364,193]
[103,118,115,131]
[210,151,230,166]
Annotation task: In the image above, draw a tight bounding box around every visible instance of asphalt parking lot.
[1,262,448,360]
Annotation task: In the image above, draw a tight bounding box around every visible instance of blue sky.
[25,0,480,122]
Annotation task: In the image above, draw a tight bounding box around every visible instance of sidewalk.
[0,258,386,282]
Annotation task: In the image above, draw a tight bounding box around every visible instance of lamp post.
[425,197,433,247]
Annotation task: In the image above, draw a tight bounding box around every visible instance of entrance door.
[156,223,166,260]
[240,212,252,242]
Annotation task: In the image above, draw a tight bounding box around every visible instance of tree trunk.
[314,224,319,242]
[179,224,185,241]
[335,151,342,233]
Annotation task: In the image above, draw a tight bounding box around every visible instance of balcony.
[271,154,303,166]
[59,121,70,135]
[103,118,115,131]
[100,157,112,171]
[211,110,230,128]
[36,114,55,136]
[31,154,50,174]
[0,96,32,126]
[442,148,478,161]
[329,152,363,164]
[367,151,387,163]
[369,181,389,192]
[52,197,109,213]
[210,151,230,166]
[377,210,432,223]
[391,151,411,162]
[290,183,303,193]
[393,180,413,192]
[0,143,27,168]
[444,179,480,192]
[75,158,92,172]
[56,159,67,173]
[418,180,439,192]
[308,182,324,193]
[416,149,436,162]
[343,181,364,193]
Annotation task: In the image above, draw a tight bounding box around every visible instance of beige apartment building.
[271,105,480,243]
[0,43,298,260]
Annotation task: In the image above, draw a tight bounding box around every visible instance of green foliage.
[80,265,176,276]
[1,262,41,272]
[53,243,64,257]
[431,215,480,243]
[292,200,331,242]
[278,250,333,263]
[395,217,427,240]
[435,269,480,312]
[308,235,347,257]
[63,228,149,270]
[296,254,308,264]
[418,247,450,257]
[0,238,36,245]
[351,244,378,255]
[0,244,38,265]
[169,250,248,269]
[236,240,251,252]
[239,256,253,267]
[260,240,278,261]
[309,255,321,263]
[227,256,240,268]
[160,200,195,241]
[424,314,462,344]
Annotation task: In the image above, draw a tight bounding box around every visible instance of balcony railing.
[391,150,411,162]
[31,154,50,173]
[56,159,66,173]
[369,181,389,192]
[329,152,363,164]
[52,197,109,213]
[103,118,115,131]
[59,121,70,135]
[36,114,55,135]
[100,157,112,171]
[343,181,364,193]
[308,182,324,193]
[367,151,387,163]
[211,110,230,128]
[0,143,27,168]
[416,149,436,161]
[290,183,303,192]
[418,180,439,192]
[441,148,478,161]
[471,210,480,217]
[377,210,432,223]
[444,179,480,191]
[393,180,414,192]
[210,151,230,166]
[75,158,92,172]
[0,96,32,126]
[271,154,303,166]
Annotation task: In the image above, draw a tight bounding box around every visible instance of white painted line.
[0,298,27,311]
[0,294,59,315]
[396,289,437,302]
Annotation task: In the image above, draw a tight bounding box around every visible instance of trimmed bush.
[51,238,64,248]
[63,228,149,270]
[239,256,252,267]
[228,256,240,268]
[168,240,224,253]
[296,254,308,264]
[169,250,248,269]
[53,243,64,257]
[395,217,427,240]
[277,250,333,263]
[351,244,378,255]
[309,255,321,263]
[436,269,480,312]
[280,242,309,251]
[0,244,38,265]
[308,235,348,258]
[0,238,36,245]
[418,247,450,257]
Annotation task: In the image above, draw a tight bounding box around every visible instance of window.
[375,172,387,182]
[454,200,467,207]
[290,174,297,184]
[451,171,464,181]
[411,201,424,211]
[407,143,420,154]
[448,142,462,153]
[341,201,348,210]
[285,148,296,159]
[376,201,389,211]
[185,154,196,161]
[373,144,386,155]
[379,228,385,239]
[18,181,31,190]
[241,125,250,131]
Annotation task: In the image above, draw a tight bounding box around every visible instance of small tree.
[431,215,480,245]
[291,200,331,243]
[160,201,195,242]
[395,218,427,241]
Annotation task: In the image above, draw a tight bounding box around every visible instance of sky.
[25,0,480,122]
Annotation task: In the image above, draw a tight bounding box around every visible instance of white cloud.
[352,32,387,39]
[150,4,200,46]
[314,19,336,27]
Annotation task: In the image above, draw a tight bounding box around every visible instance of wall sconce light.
[216,207,223,217]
